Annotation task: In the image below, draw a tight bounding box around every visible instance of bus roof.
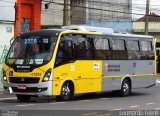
[62,25,153,39]
[17,29,62,37]
[18,26,153,40]
[111,33,153,39]
[62,25,114,35]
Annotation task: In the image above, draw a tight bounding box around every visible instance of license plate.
[17,85,26,90]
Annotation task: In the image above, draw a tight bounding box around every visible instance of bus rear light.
[42,69,52,82]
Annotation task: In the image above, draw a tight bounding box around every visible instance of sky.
[132,0,160,19]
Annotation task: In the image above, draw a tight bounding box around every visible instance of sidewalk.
[0,81,2,91]
[0,71,2,91]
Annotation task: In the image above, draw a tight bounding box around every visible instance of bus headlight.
[2,69,7,81]
[42,69,52,82]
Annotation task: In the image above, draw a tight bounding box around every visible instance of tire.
[120,79,131,97]
[16,95,31,102]
[56,82,74,101]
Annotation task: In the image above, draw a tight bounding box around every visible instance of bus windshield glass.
[6,35,57,65]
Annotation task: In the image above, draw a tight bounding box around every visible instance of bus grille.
[9,77,40,84]
[11,87,47,93]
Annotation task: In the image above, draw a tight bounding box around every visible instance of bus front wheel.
[56,82,74,101]
[16,95,31,102]
[120,79,131,97]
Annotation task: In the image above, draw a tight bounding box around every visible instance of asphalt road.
[0,83,160,116]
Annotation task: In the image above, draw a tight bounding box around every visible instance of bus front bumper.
[3,81,53,96]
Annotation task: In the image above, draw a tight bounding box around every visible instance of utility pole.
[63,0,70,26]
[145,0,150,35]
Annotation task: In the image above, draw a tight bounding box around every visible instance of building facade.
[0,0,15,89]
[133,13,160,40]
[41,0,132,32]
[41,0,64,28]
[71,0,132,32]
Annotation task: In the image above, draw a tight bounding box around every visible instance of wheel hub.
[123,83,129,92]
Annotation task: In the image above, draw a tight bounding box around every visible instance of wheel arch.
[61,80,75,93]
[56,79,75,101]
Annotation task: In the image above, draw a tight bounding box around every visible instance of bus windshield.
[6,35,57,66]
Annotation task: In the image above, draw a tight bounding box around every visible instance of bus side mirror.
[10,37,14,45]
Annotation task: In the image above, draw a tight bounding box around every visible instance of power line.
[0,0,15,3]
[42,1,160,15]
[42,7,132,21]
[42,0,146,16]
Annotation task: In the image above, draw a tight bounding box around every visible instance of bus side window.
[126,40,140,60]
[140,41,154,60]
[110,39,127,60]
[72,35,93,60]
[55,37,73,65]
[93,36,110,60]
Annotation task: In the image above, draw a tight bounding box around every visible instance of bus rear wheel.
[120,79,131,97]
[16,95,31,102]
[56,82,74,101]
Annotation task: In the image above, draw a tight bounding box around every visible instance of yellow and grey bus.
[2,26,156,102]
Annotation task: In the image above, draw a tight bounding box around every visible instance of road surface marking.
[146,103,155,106]
[16,104,35,107]
[99,98,109,100]
[77,100,91,102]
[95,114,112,116]
[0,97,16,101]
[129,105,140,108]
[110,108,121,111]
[49,102,66,104]
[83,112,97,116]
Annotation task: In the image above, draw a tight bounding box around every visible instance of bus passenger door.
[156,49,160,73]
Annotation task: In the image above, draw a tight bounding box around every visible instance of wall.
[0,0,15,21]
[86,19,133,33]
[71,0,86,24]
[0,0,15,90]
[133,22,160,39]
[133,22,160,32]
[0,23,14,90]
[87,0,131,21]
[41,0,64,28]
